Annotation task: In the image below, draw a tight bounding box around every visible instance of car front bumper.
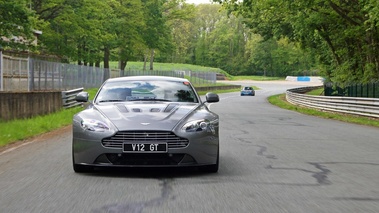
[73,132,219,168]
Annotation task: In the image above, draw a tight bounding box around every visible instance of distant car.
[240,86,255,96]
[72,76,220,173]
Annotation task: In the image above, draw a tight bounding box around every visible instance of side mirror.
[205,92,219,103]
[75,92,89,102]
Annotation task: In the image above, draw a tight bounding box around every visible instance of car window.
[96,80,198,103]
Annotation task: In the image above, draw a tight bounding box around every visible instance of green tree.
[249,37,276,77]
[206,13,249,75]
[33,0,103,62]
[192,4,224,66]
[163,0,196,63]
[217,0,379,83]
[32,0,146,72]
[0,0,36,49]
[141,0,172,71]
[114,0,146,71]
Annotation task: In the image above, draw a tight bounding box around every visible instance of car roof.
[105,75,189,83]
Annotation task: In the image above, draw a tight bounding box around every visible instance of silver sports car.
[72,76,220,173]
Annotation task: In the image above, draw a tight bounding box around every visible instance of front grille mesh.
[102,131,189,149]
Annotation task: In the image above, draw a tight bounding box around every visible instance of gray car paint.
[72,76,219,172]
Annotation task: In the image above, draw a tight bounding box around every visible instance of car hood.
[94,102,199,131]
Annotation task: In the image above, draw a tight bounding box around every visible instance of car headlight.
[80,119,110,132]
[181,119,211,132]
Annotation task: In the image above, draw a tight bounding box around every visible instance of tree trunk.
[317,26,342,66]
[77,44,82,65]
[103,46,110,81]
[119,61,127,71]
[143,55,147,71]
[104,47,110,69]
[149,49,155,71]
[119,60,127,77]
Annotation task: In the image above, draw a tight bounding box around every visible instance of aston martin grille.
[102,131,189,149]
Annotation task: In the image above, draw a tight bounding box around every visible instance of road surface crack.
[266,162,331,185]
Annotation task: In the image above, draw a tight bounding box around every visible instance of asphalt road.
[1,80,379,213]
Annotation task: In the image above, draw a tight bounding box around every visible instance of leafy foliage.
[172,4,317,77]
[217,0,379,83]
[4,0,374,84]
[0,0,37,50]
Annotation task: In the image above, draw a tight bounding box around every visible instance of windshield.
[95,80,199,103]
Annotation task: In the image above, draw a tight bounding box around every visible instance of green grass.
[306,88,324,96]
[183,75,231,87]
[86,88,99,99]
[0,107,83,147]
[111,61,226,74]
[0,87,99,148]
[197,88,240,96]
[268,94,379,127]
[230,75,284,81]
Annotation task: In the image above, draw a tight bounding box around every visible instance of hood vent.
[132,108,142,112]
[164,103,178,113]
[150,108,161,112]
[115,104,129,113]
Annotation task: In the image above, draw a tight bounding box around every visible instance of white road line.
[0,141,34,156]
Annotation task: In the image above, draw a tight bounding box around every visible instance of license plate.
[123,143,167,153]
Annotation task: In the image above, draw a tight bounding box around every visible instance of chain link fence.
[0,51,217,92]
[30,59,105,91]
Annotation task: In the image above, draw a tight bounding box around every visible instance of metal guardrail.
[286,86,379,118]
[62,88,84,108]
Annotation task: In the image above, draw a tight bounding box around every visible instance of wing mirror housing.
[205,92,219,103]
[75,92,89,102]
